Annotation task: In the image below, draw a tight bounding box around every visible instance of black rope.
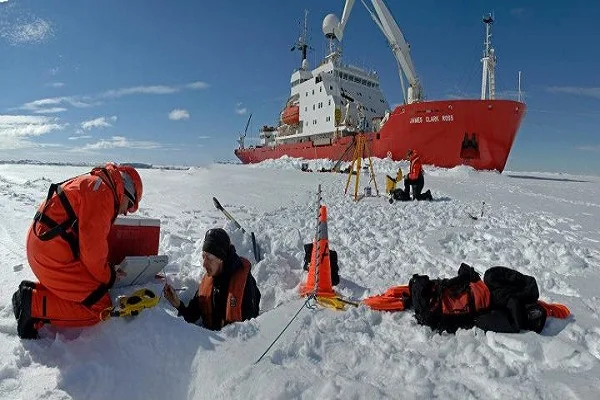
[254,294,315,365]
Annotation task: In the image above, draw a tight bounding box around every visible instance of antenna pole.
[302,9,308,61]
[518,70,522,102]
[480,14,495,100]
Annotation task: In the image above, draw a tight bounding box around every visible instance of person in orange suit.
[403,149,423,198]
[12,163,143,339]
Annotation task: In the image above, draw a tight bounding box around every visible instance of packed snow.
[1,158,599,400]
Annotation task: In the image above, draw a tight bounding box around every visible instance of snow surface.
[1,159,599,400]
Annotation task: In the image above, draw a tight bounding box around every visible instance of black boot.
[12,286,39,339]
[19,280,37,290]
[13,281,37,319]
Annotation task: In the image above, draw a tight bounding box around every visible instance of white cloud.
[1,17,53,45]
[47,82,65,88]
[168,109,190,121]
[197,135,211,139]
[18,81,208,113]
[20,96,94,113]
[235,103,248,115]
[78,136,161,151]
[0,114,67,149]
[0,1,9,4]
[81,116,117,131]
[68,135,92,140]
[186,81,209,90]
[34,107,68,114]
[547,86,600,99]
[102,85,179,98]
[576,145,600,152]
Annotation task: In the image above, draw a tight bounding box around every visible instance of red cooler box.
[107,216,161,266]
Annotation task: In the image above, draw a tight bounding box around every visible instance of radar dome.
[322,14,339,39]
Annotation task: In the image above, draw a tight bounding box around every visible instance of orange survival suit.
[26,163,142,328]
[408,150,423,180]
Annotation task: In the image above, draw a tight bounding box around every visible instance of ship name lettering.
[425,115,440,123]
[442,115,454,122]
[409,117,423,124]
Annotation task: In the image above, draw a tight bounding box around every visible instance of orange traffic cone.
[300,205,336,297]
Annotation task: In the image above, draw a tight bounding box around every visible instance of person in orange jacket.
[403,149,432,200]
[163,228,261,330]
[12,163,143,339]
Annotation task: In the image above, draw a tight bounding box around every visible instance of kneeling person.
[403,149,432,201]
[164,228,261,330]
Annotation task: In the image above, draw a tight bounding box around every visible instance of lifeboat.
[281,105,300,125]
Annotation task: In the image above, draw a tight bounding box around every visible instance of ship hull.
[235,99,526,172]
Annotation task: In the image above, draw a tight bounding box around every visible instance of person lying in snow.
[163,228,261,330]
[12,163,143,339]
[363,264,570,334]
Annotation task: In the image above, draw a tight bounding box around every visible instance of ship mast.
[291,9,310,70]
[480,14,496,100]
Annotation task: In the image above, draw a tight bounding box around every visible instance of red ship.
[235,2,526,172]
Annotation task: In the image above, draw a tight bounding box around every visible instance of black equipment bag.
[302,243,340,286]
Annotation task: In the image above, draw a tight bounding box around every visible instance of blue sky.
[0,0,598,175]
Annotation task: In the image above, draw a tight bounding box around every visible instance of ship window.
[328,99,331,106]
[361,79,367,85]
[312,89,314,95]
[320,86,322,92]
[306,92,308,97]
[305,107,307,111]
[315,76,322,83]
[313,104,315,110]
[326,116,331,122]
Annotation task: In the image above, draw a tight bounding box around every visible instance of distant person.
[12,163,143,339]
[163,228,261,330]
[403,149,432,201]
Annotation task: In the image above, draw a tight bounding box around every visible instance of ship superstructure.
[236,2,526,172]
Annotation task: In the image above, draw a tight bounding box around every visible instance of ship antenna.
[518,70,522,102]
[291,9,311,69]
[480,13,496,100]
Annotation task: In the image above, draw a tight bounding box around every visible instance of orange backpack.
[409,263,490,333]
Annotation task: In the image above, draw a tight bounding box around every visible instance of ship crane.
[327,0,423,104]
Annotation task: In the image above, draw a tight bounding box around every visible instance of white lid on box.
[114,216,161,227]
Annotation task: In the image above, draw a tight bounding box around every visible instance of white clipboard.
[113,255,169,288]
